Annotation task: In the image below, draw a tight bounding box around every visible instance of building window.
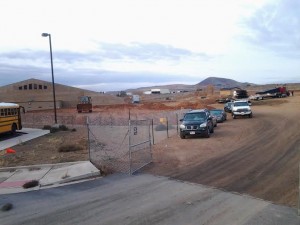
[24,85,27,90]
[29,84,32,90]
[19,86,23,90]
[44,85,47,89]
[39,85,42,90]
[34,84,37,89]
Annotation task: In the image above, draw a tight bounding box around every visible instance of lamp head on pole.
[41,33,50,37]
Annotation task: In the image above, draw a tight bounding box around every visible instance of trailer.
[255,87,288,100]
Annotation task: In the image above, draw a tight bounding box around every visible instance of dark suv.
[179,109,214,139]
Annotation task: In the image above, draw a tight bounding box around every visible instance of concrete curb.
[0,161,101,194]
[0,161,89,172]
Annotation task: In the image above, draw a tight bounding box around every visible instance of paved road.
[1,174,299,225]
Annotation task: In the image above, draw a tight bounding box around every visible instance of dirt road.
[144,96,300,207]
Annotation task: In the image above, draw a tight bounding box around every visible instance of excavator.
[77,96,92,113]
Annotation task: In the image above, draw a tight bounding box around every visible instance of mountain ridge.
[123,77,254,93]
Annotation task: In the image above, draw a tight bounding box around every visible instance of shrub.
[58,144,82,152]
[23,180,39,189]
[43,125,51,130]
[1,203,13,211]
[59,125,68,131]
[50,127,59,133]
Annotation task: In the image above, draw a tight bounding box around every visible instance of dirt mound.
[176,102,214,110]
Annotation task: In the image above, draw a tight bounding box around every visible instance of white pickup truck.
[231,100,252,119]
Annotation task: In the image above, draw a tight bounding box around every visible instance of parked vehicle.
[179,109,214,139]
[212,115,218,127]
[0,102,25,134]
[255,87,288,99]
[132,95,140,103]
[209,109,227,122]
[231,100,252,119]
[224,102,234,113]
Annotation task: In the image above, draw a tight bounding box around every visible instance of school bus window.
[0,109,4,116]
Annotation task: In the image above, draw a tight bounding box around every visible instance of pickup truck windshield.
[234,102,249,107]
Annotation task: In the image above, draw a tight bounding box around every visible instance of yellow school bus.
[0,102,24,134]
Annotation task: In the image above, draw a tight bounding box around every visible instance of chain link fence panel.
[129,120,152,174]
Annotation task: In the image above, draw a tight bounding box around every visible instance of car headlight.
[179,124,186,129]
[200,122,207,128]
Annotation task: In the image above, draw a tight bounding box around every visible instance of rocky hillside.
[197,77,252,88]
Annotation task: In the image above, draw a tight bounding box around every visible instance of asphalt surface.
[1,173,299,225]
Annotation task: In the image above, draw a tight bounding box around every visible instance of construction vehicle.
[77,96,92,113]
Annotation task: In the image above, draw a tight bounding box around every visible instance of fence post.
[149,120,153,161]
[86,117,91,162]
[129,109,131,120]
[166,117,169,138]
[298,163,300,216]
[176,113,179,134]
[151,119,155,145]
[128,119,132,175]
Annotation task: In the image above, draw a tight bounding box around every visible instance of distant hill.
[112,77,255,94]
[125,84,196,93]
[197,77,253,88]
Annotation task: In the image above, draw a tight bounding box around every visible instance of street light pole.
[42,33,57,124]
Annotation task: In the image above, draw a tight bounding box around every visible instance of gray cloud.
[96,42,211,61]
[0,44,202,91]
[0,42,209,90]
[243,0,300,57]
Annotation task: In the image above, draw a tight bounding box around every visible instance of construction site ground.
[1,92,300,208]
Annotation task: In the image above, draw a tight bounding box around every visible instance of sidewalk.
[0,128,50,151]
[0,161,101,194]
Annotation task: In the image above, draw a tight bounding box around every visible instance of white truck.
[231,100,252,119]
[132,95,140,103]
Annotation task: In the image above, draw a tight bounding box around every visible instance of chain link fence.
[21,109,190,174]
[87,118,152,175]
[86,109,189,175]
[22,113,76,128]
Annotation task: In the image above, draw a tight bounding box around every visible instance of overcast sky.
[0,0,299,92]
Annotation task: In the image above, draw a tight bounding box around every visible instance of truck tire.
[204,128,210,138]
[180,133,186,139]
